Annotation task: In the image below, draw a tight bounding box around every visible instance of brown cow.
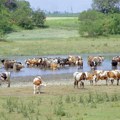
[94,70,120,86]
[84,72,96,85]
[95,70,108,85]
[50,62,60,70]
[1,59,16,70]
[33,76,46,94]
[1,59,24,71]
[107,70,120,85]
[88,56,104,66]
[33,76,43,94]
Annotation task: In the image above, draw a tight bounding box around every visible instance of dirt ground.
[0,73,120,96]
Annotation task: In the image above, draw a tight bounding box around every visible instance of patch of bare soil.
[0,73,120,96]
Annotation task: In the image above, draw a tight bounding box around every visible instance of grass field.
[0,85,120,120]
[0,36,120,56]
[0,17,120,120]
[0,17,120,56]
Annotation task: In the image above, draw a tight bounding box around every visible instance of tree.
[32,9,46,28]
[92,0,120,13]
[0,0,12,39]
[78,10,105,37]
[108,14,120,34]
[5,0,18,11]
[11,0,34,29]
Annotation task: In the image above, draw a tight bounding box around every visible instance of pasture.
[0,17,120,56]
[0,17,120,120]
[0,85,120,120]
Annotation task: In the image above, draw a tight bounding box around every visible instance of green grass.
[0,91,120,120]
[0,16,120,56]
[6,28,79,40]
[0,36,120,56]
[45,17,79,30]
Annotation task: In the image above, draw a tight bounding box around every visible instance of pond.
[0,53,120,78]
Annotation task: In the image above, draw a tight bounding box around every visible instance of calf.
[0,72,11,87]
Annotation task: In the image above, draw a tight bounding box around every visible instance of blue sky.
[26,0,92,13]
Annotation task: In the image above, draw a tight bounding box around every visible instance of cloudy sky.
[26,0,92,13]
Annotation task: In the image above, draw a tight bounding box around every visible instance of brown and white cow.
[112,56,120,64]
[50,62,60,70]
[1,59,16,70]
[84,72,96,85]
[94,70,108,85]
[25,58,41,67]
[73,71,96,88]
[68,55,83,66]
[107,70,120,85]
[73,72,86,88]
[93,70,120,86]
[33,76,46,94]
[13,62,24,71]
[0,72,11,87]
[1,59,24,71]
[88,56,104,64]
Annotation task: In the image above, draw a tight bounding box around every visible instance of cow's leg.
[111,79,114,85]
[38,86,41,94]
[95,79,98,86]
[33,85,36,94]
[7,78,10,87]
[7,81,10,87]
[106,80,108,86]
[74,81,76,88]
[117,79,119,86]
[80,81,84,88]
[90,80,93,86]
[74,80,78,88]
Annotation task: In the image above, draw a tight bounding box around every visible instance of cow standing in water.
[89,61,98,70]
[0,72,11,87]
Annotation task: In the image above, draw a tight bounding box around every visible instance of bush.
[78,10,105,37]
[32,9,46,28]
[78,10,120,37]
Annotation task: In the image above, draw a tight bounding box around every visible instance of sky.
[25,0,92,13]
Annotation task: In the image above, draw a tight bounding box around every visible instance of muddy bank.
[9,73,73,87]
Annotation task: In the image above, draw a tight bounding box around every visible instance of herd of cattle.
[0,55,120,93]
[0,55,119,71]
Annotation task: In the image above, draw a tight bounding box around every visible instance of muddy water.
[0,54,120,78]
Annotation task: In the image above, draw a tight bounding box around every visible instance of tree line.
[78,0,120,37]
[1,0,120,39]
[0,0,46,39]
